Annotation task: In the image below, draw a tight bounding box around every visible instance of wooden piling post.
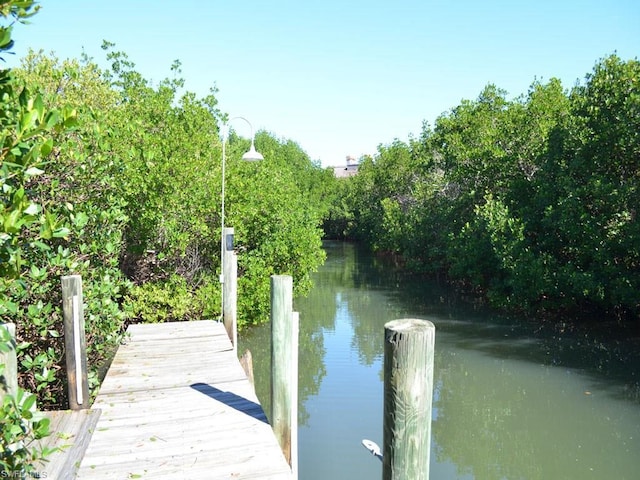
[222,227,238,354]
[62,275,90,410]
[291,311,299,479]
[0,322,18,398]
[382,319,435,480]
[270,275,294,467]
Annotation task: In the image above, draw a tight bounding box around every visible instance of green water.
[239,241,640,479]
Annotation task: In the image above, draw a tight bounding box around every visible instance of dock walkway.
[76,320,292,479]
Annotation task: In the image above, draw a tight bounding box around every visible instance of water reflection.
[239,241,640,480]
[433,341,639,479]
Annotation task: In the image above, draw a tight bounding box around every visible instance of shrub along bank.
[331,55,639,324]
[2,19,332,411]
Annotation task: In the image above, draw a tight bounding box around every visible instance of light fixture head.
[242,141,264,161]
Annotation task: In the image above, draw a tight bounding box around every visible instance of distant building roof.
[333,165,358,178]
[331,156,359,178]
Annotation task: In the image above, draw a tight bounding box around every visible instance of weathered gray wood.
[383,319,435,480]
[35,409,101,479]
[240,349,255,388]
[77,320,292,479]
[61,275,90,410]
[0,322,17,397]
[222,227,238,353]
[270,275,294,466]
[291,311,299,479]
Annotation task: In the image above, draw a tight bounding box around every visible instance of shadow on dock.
[191,382,269,424]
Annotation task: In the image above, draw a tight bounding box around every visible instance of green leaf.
[23,202,40,215]
[40,222,52,240]
[1,301,18,315]
[52,227,70,239]
[21,393,37,413]
[62,106,78,128]
[4,209,22,233]
[33,94,45,122]
[0,26,13,49]
[31,240,51,251]
[33,417,51,439]
[19,109,38,134]
[44,110,61,129]
[73,212,89,228]
[40,137,54,156]
[25,166,44,177]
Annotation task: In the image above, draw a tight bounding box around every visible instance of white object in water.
[361,439,383,461]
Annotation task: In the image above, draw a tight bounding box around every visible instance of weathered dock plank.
[76,320,292,480]
[34,409,101,479]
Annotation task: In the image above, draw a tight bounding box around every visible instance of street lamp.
[221,117,263,256]
[219,117,263,347]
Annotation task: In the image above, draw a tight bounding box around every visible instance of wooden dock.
[76,320,293,479]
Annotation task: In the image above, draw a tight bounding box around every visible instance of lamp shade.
[242,142,264,161]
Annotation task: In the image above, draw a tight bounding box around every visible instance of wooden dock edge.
[35,409,101,479]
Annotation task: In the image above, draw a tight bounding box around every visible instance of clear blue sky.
[6,0,640,166]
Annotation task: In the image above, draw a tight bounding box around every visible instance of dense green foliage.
[2,2,637,435]
[1,12,331,412]
[335,55,639,322]
[1,1,57,473]
[0,377,54,475]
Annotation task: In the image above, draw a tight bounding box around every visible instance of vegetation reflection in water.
[239,241,640,480]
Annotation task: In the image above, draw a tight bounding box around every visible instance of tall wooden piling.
[270,275,294,467]
[382,319,435,480]
[291,311,299,479]
[0,322,18,398]
[222,227,238,354]
[62,275,90,410]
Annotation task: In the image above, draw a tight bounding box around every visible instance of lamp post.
[220,116,263,350]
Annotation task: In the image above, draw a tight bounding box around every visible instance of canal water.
[239,241,640,479]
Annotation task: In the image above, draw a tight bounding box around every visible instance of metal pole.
[219,124,228,321]
[219,116,261,325]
